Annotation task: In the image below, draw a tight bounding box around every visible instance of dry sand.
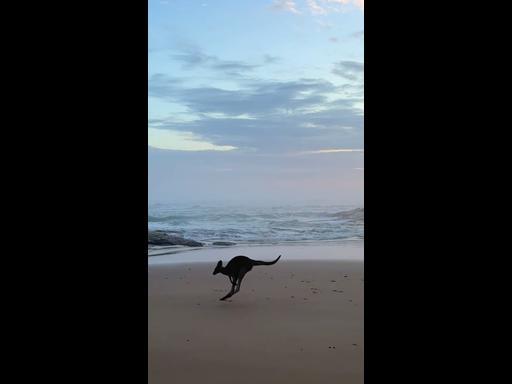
[148,248,364,384]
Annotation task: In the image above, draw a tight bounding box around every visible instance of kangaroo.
[213,255,281,301]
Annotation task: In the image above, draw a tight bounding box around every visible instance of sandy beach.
[148,244,364,384]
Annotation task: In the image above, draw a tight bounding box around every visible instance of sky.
[148,0,364,205]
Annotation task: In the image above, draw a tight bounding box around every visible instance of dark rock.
[148,230,203,247]
[212,241,236,246]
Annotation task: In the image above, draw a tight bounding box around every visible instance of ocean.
[148,203,364,247]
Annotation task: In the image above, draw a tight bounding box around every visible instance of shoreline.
[148,238,364,255]
[148,241,364,265]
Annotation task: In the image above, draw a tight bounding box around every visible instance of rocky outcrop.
[148,230,203,247]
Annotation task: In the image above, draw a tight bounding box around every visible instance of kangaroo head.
[213,260,223,275]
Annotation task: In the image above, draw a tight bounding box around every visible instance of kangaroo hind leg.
[234,271,248,294]
[220,281,236,301]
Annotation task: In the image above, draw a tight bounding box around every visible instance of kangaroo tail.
[252,255,281,266]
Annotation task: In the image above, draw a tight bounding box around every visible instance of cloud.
[171,47,260,76]
[148,77,363,153]
[271,0,364,15]
[171,49,213,67]
[148,127,236,152]
[150,83,364,154]
[307,0,327,15]
[271,0,301,14]
[329,37,339,43]
[211,61,258,74]
[160,109,362,152]
[149,74,340,116]
[332,61,364,82]
[324,0,364,10]
[306,0,364,14]
[263,54,280,64]
[149,60,363,154]
[351,0,364,10]
[300,148,364,154]
[351,30,364,39]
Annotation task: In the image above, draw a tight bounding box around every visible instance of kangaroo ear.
[216,260,222,267]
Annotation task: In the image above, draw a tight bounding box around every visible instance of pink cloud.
[272,0,363,15]
[307,0,328,15]
[314,0,364,13]
[271,0,301,14]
